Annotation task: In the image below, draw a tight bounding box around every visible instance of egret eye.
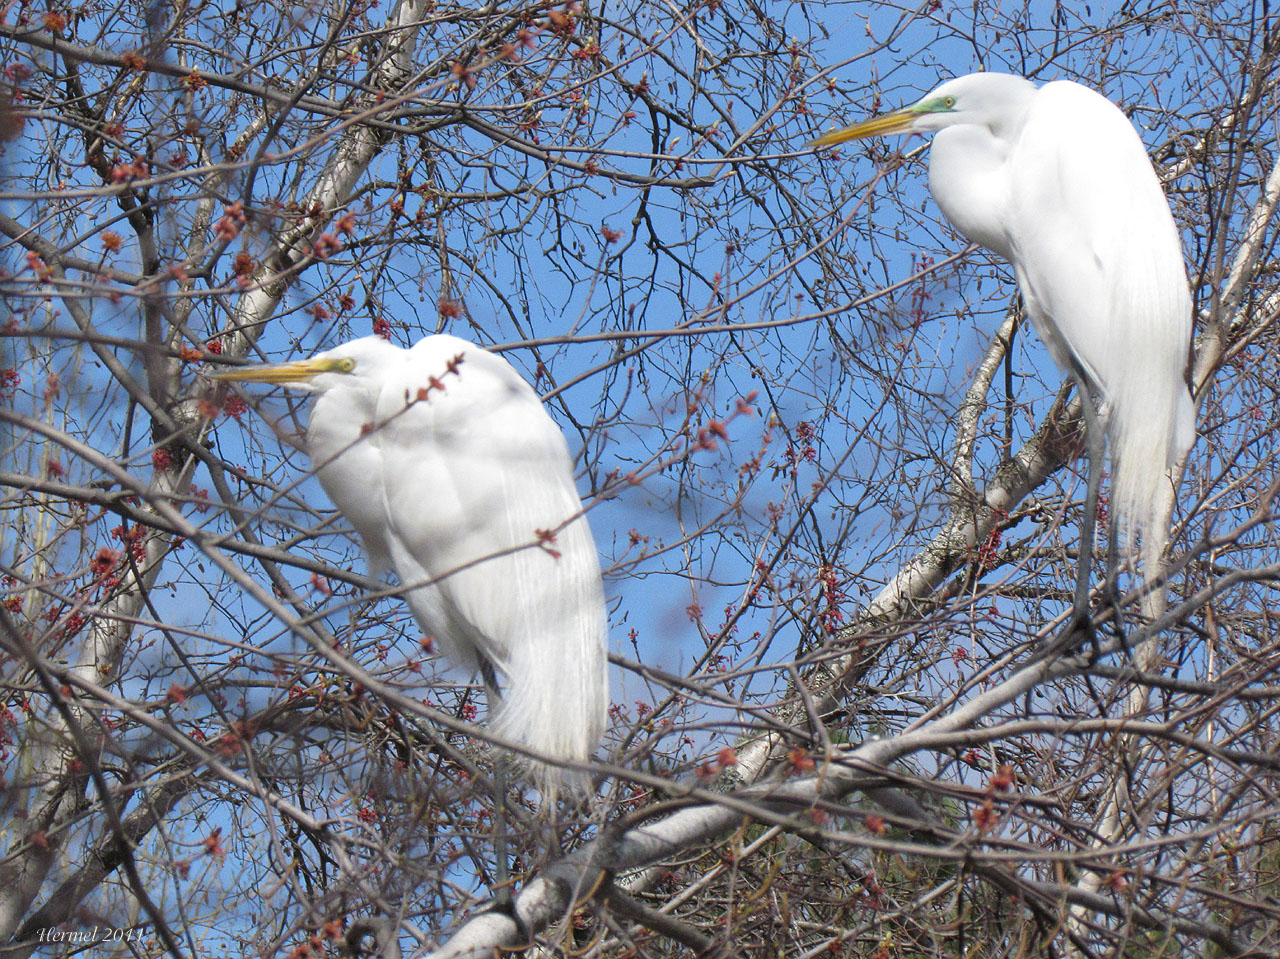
[336,357,357,373]
[942,95,956,108]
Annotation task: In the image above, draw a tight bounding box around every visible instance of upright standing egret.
[812,73,1195,610]
[215,335,608,801]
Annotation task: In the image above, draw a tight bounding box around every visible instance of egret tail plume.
[488,547,607,803]
[1106,365,1195,602]
[485,501,608,804]
[1100,248,1196,586]
[490,632,606,804]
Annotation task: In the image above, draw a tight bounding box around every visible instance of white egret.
[215,335,608,800]
[812,73,1194,606]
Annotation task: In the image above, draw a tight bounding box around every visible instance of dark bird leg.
[1022,358,1106,665]
[1021,363,1110,668]
[1068,364,1104,655]
[1026,318,1107,659]
[1069,363,1133,660]
[479,657,513,912]
[1103,523,1129,653]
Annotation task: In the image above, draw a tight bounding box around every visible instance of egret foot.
[1041,608,1098,664]
[1022,605,1103,666]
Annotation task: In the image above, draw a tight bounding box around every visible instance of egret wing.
[1007,80,1194,534]
[1006,80,1191,408]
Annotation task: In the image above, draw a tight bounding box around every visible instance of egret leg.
[1066,366,1105,657]
[1069,367,1129,656]
[491,753,512,907]
[1103,523,1129,650]
[1021,366,1111,667]
[479,659,512,911]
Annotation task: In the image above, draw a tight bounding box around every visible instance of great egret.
[812,73,1194,601]
[215,335,608,800]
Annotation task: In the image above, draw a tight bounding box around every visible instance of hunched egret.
[216,334,608,800]
[812,73,1195,605]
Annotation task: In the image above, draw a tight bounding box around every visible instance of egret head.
[212,336,402,394]
[810,73,1038,147]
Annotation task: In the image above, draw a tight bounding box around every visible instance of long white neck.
[927,124,1018,260]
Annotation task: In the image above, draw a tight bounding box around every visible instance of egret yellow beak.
[211,357,347,385]
[809,107,919,148]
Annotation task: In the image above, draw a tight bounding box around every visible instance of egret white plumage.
[812,73,1194,594]
[216,334,608,800]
